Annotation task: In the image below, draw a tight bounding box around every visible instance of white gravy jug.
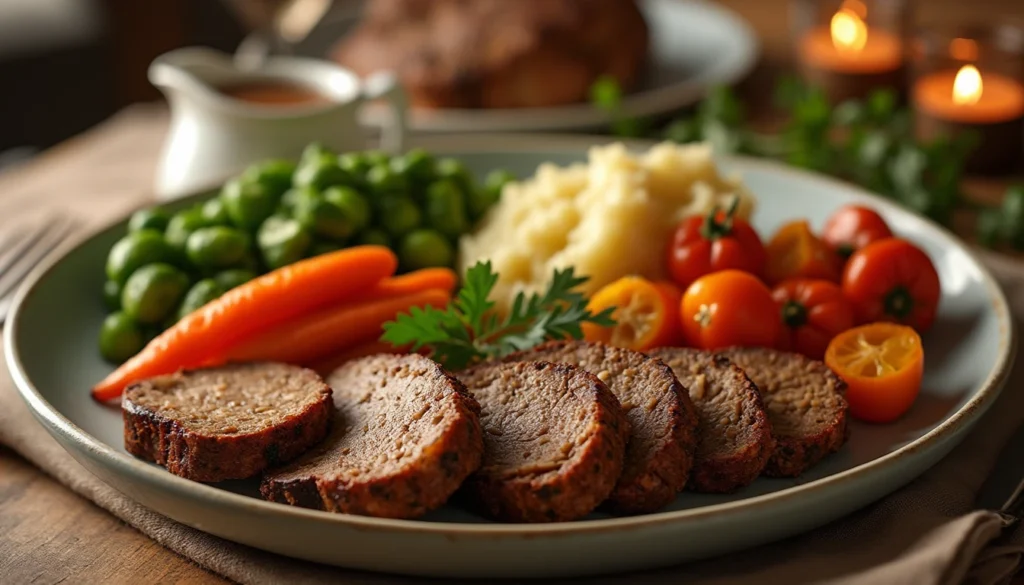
[148,46,407,201]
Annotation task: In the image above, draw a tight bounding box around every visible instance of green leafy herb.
[380,260,616,371]
[589,76,649,138]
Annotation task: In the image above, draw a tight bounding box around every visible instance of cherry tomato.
[821,204,893,260]
[666,199,767,290]
[825,322,924,423]
[772,278,855,360]
[583,276,684,351]
[764,220,842,284]
[680,269,780,350]
[842,238,941,332]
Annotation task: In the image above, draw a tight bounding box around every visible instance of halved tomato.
[765,220,842,284]
[582,276,683,351]
[824,322,924,423]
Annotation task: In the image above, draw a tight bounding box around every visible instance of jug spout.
[148,47,239,102]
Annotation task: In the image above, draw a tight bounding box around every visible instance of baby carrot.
[91,245,398,402]
[354,267,458,300]
[225,287,451,365]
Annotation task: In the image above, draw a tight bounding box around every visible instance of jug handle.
[361,72,408,154]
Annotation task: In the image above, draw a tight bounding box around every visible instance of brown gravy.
[218,80,332,106]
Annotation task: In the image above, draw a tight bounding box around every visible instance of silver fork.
[0,213,80,324]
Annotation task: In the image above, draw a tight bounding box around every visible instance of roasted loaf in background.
[332,0,650,109]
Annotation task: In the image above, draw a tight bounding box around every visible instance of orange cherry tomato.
[764,220,842,285]
[841,238,941,332]
[825,322,924,423]
[666,198,767,290]
[821,204,894,260]
[772,278,856,360]
[583,276,684,351]
[680,269,780,350]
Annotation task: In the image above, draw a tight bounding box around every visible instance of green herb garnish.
[381,260,616,371]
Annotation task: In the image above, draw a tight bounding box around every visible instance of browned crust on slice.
[646,348,774,493]
[458,360,630,522]
[500,340,697,514]
[717,347,849,477]
[122,362,333,483]
[260,354,484,519]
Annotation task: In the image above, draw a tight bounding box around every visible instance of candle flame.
[831,8,868,53]
[952,65,983,106]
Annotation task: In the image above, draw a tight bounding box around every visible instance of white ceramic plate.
[7,134,1015,579]
[286,0,759,133]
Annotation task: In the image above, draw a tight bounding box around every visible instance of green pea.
[467,169,514,218]
[185,226,251,269]
[103,280,122,310]
[214,268,257,292]
[399,229,454,270]
[241,159,296,198]
[309,240,345,257]
[978,208,1002,248]
[366,163,409,195]
[338,152,371,177]
[121,263,190,325]
[435,157,473,190]
[258,216,312,270]
[300,142,333,163]
[357,229,391,248]
[99,311,144,363]
[364,150,391,167]
[323,186,371,234]
[222,178,277,232]
[424,180,470,238]
[391,148,436,185]
[178,278,224,319]
[128,207,171,233]
[106,229,174,285]
[279,185,319,216]
[294,194,354,240]
[294,153,351,191]
[165,208,216,250]
[201,197,232,225]
[378,195,422,237]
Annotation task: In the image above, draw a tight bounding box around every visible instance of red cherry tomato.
[842,238,941,332]
[666,199,767,291]
[772,278,856,360]
[821,204,894,260]
[680,269,780,350]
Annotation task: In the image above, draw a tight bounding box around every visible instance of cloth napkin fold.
[2,106,1024,584]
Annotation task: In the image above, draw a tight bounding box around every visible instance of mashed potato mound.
[458,141,756,312]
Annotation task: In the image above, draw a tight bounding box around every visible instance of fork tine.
[0,215,79,303]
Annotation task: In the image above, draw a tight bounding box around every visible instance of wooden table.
[2,1,1024,583]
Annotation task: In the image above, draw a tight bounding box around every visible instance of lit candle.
[797,0,905,102]
[913,56,1024,173]
[913,65,1024,123]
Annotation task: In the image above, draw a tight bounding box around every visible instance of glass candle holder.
[910,24,1024,174]
[791,0,910,103]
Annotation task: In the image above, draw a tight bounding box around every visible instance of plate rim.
[354,0,761,132]
[6,133,1016,538]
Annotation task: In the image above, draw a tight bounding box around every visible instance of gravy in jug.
[218,79,331,106]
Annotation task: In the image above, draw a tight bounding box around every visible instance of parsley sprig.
[380,261,616,371]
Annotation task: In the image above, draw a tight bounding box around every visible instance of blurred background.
[2,0,1022,157]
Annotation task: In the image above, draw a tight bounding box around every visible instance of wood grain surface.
[1,1,1023,584]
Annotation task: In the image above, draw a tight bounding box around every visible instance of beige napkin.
[2,105,1024,584]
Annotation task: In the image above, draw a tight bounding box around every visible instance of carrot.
[354,267,458,301]
[308,340,408,376]
[91,246,398,402]
[225,287,451,365]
